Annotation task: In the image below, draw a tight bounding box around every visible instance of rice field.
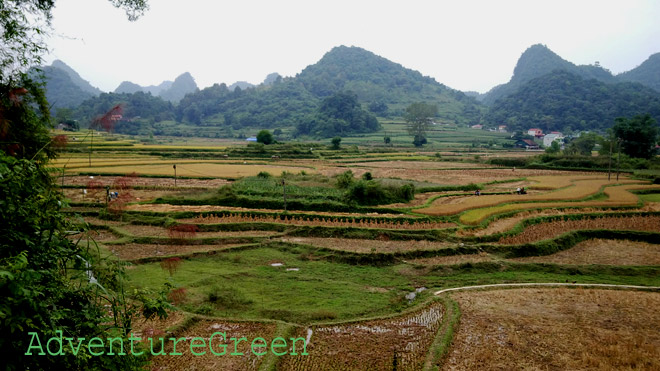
[513,239,660,265]
[417,176,643,217]
[458,183,660,225]
[444,288,660,370]
[497,215,660,245]
[279,301,444,371]
[188,214,455,230]
[278,237,452,254]
[64,163,314,178]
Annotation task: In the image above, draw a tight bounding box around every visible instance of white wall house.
[543,133,564,148]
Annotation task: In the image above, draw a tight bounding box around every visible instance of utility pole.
[89,129,93,167]
[616,138,622,181]
[281,178,287,211]
[173,164,177,187]
[607,138,613,181]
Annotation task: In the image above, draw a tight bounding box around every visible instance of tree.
[1,2,175,370]
[331,136,342,149]
[545,140,561,154]
[384,136,391,145]
[405,102,437,147]
[256,129,274,144]
[564,132,598,156]
[612,114,659,159]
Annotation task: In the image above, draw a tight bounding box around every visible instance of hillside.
[50,60,102,96]
[484,69,660,133]
[481,44,616,105]
[173,45,483,136]
[113,72,198,102]
[618,52,660,92]
[295,46,483,121]
[34,66,94,109]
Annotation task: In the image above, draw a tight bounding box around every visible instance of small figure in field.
[516,187,521,194]
[513,166,516,172]
[520,187,527,195]
[474,189,481,196]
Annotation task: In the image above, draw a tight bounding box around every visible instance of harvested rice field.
[497,215,660,245]
[444,288,660,370]
[513,239,660,265]
[278,237,453,254]
[105,242,251,260]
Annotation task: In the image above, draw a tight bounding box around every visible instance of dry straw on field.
[513,239,660,265]
[192,214,455,230]
[280,302,444,371]
[497,215,660,245]
[445,288,660,370]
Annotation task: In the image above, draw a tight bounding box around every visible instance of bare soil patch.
[278,237,452,253]
[444,288,660,370]
[512,239,660,265]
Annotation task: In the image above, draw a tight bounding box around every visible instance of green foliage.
[71,91,175,133]
[405,102,437,147]
[564,132,599,156]
[335,170,355,189]
[344,180,415,206]
[331,136,342,149]
[256,129,274,144]
[545,140,561,154]
[296,91,380,137]
[485,70,660,133]
[612,114,660,159]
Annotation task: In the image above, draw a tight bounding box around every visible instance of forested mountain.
[484,70,660,133]
[481,44,616,105]
[32,60,102,109]
[617,53,660,92]
[173,45,483,135]
[295,46,483,122]
[34,66,95,109]
[50,60,102,96]
[112,72,198,102]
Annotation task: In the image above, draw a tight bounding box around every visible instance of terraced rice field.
[279,237,452,254]
[497,215,660,244]
[512,239,660,265]
[444,288,660,370]
[458,183,660,224]
[280,302,444,371]
[417,176,643,218]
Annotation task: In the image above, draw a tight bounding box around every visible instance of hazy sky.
[45,0,660,93]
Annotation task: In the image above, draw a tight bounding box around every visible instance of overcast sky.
[44,0,660,93]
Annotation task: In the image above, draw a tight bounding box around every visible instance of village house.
[527,128,544,138]
[543,133,564,148]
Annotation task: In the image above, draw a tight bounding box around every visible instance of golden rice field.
[417,176,643,217]
[444,288,660,370]
[64,163,314,178]
[497,215,660,245]
[458,183,660,225]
